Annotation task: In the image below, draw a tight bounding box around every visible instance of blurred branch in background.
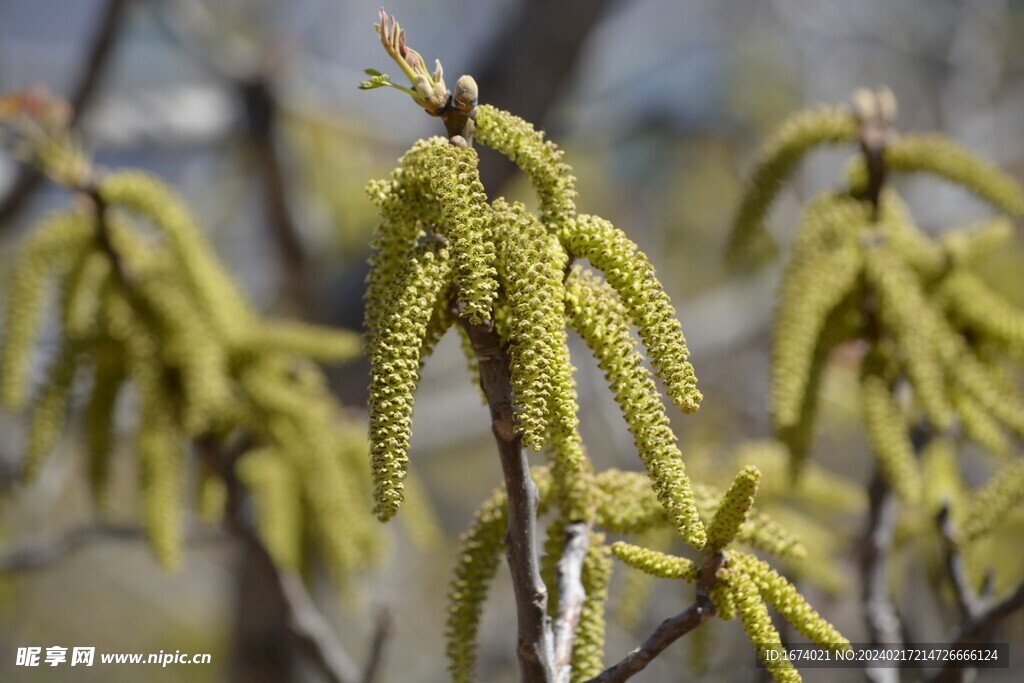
[0,521,222,573]
[150,0,314,315]
[473,0,612,194]
[0,0,129,228]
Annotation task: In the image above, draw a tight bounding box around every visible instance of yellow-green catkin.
[883,135,1024,217]
[737,554,850,652]
[960,459,1024,543]
[612,526,675,630]
[950,390,1009,457]
[920,438,963,515]
[197,467,227,526]
[368,243,452,521]
[131,347,185,572]
[778,301,862,471]
[136,275,229,435]
[494,199,576,449]
[864,247,954,430]
[572,534,613,682]
[23,338,79,479]
[239,320,362,363]
[934,321,1024,439]
[940,270,1024,361]
[1,208,94,410]
[424,143,498,323]
[99,171,253,339]
[875,190,945,278]
[728,106,859,267]
[63,249,111,339]
[861,373,921,504]
[733,440,866,514]
[730,569,802,683]
[365,137,449,343]
[609,542,699,581]
[707,466,761,552]
[83,339,125,505]
[237,447,302,569]
[710,572,738,621]
[473,104,577,230]
[565,268,705,548]
[561,214,701,414]
[771,193,864,434]
[738,511,807,562]
[940,217,1014,268]
[593,468,668,534]
[446,486,509,683]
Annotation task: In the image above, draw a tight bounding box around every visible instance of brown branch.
[275,568,362,683]
[859,471,901,683]
[931,581,1024,683]
[937,503,981,622]
[239,76,314,314]
[931,503,1022,683]
[587,552,724,683]
[0,0,128,227]
[197,438,379,683]
[360,608,393,683]
[553,521,590,683]
[459,315,554,683]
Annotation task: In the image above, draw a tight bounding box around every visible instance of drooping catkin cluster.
[0,169,376,578]
[364,104,704,547]
[610,466,850,683]
[732,93,1024,504]
[446,464,828,681]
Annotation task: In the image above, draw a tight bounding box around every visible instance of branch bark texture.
[460,316,555,683]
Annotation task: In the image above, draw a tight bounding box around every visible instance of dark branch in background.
[553,521,590,683]
[932,581,1024,683]
[149,0,313,315]
[459,314,555,683]
[930,503,1024,683]
[473,0,611,194]
[859,471,901,683]
[360,609,393,683]
[937,503,982,623]
[76,177,378,683]
[586,552,724,683]
[0,0,129,228]
[239,75,313,313]
[198,438,387,683]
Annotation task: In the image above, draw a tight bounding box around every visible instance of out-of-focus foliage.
[0,100,379,582]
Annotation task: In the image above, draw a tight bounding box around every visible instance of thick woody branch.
[553,521,590,683]
[587,552,723,683]
[459,315,555,683]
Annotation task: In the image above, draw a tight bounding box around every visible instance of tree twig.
[860,471,901,683]
[459,315,555,683]
[937,503,981,622]
[360,608,393,683]
[553,521,590,683]
[932,581,1024,683]
[0,0,129,227]
[587,552,724,683]
[197,437,381,683]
